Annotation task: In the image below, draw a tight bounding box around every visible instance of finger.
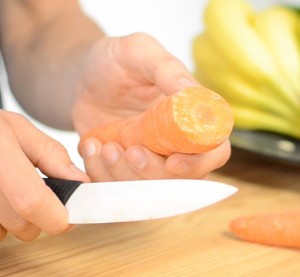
[165,140,232,178]
[101,143,141,180]
[81,138,115,181]
[0,192,40,242]
[149,55,200,95]
[0,225,7,241]
[125,146,175,179]
[0,202,41,241]
[2,111,90,182]
[0,115,71,234]
[82,139,141,181]
[117,33,200,95]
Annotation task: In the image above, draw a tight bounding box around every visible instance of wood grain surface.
[1,148,300,277]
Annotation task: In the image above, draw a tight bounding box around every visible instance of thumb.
[119,33,201,95]
[148,51,201,95]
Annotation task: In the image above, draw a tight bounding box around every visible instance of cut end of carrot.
[79,86,234,156]
[172,87,234,150]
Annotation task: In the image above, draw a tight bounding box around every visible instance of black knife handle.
[43,178,83,205]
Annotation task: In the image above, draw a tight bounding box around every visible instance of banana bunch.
[192,0,300,139]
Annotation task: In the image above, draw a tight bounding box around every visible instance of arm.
[0,0,231,183]
[0,1,92,242]
[0,0,104,129]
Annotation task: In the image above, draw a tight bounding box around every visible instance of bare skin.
[0,0,231,241]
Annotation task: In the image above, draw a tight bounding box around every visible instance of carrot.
[230,211,300,248]
[79,87,234,156]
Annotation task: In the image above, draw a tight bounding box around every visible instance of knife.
[44,178,237,224]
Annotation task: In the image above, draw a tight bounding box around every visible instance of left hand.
[72,33,231,181]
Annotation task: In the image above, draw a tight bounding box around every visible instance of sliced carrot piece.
[79,87,234,156]
[230,211,300,248]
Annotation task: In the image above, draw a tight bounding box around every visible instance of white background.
[0,0,298,170]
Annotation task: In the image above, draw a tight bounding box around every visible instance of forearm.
[0,0,105,129]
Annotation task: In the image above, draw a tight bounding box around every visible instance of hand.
[0,110,90,242]
[72,33,231,181]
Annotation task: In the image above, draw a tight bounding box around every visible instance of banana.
[192,0,300,139]
[233,106,300,139]
[253,5,300,98]
[203,0,276,81]
[203,0,300,109]
[192,34,298,120]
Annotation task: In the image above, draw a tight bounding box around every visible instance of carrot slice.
[79,87,234,156]
[230,211,300,248]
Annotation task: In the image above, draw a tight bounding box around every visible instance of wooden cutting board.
[1,148,300,277]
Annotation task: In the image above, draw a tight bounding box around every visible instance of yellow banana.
[203,0,300,109]
[192,34,298,120]
[253,5,300,98]
[193,0,300,139]
[233,106,300,139]
[203,0,276,81]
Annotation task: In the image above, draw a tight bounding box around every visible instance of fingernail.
[168,160,190,176]
[82,138,99,158]
[102,144,120,166]
[127,148,147,170]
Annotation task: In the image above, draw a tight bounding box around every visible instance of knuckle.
[11,112,28,122]
[14,190,44,219]
[43,136,66,154]
[11,221,28,234]
[5,217,29,234]
[6,111,30,125]
[0,110,29,130]
[36,136,68,167]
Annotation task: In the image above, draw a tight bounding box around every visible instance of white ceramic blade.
[65,179,237,224]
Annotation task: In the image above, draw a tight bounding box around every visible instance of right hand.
[0,110,90,242]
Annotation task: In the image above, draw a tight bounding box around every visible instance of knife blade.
[44,178,237,224]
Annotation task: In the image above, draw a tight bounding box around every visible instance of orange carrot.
[230,211,300,248]
[79,87,234,156]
